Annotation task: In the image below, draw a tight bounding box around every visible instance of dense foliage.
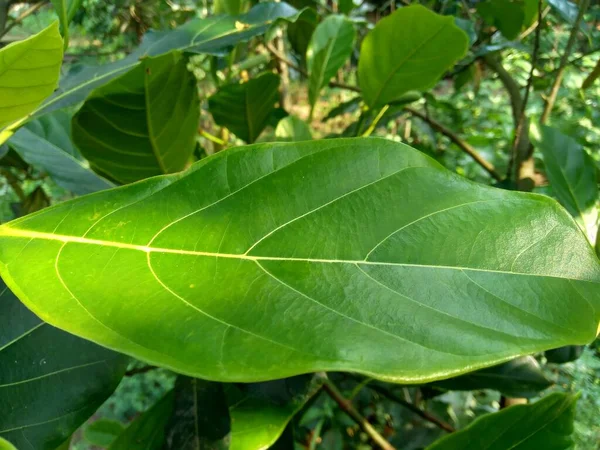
[0,0,600,449]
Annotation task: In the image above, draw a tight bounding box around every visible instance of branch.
[366,383,455,433]
[405,106,502,181]
[540,0,590,124]
[0,1,46,39]
[322,379,396,450]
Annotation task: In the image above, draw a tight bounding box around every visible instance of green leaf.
[214,0,248,15]
[72,52,200,184]
[0,438,16,450]
[208,73,280,143]
[275,116,312,141]
[50,0,82,48]
[430,356,552,398]
[84,419,125,448]
[0,138,599,383]
[0,22,63,134]
[307,15,355,113]
[323,96,361,121]
[545,345,584,364]
[358,5,468,109]
[0,279,128,450]
[109,391,175,450]
[477,0,525,41]
[533,126,598,242]
[427,393,578,450]
[34,2,302,119]
[8,124,114,195]
[287,8,318,60]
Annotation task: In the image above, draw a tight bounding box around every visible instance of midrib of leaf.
[0,322,45,352]
[0,360,107,388]
[0,227,596,284]
[0,404,90,434]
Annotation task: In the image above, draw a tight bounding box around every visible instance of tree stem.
[322,379,396,450]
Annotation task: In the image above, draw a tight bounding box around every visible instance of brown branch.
[366,383,455,433]
[322,379,396,450]
[540,0,590,124]
[405,107,503,181]
[0,1,46,39]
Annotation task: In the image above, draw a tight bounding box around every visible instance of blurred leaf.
[0,23,63,137]
[72,52,199,184]
[8,125,114,195]
[25,111,80,159]
[0,145,8,161]
[454,18,476,45]
[84,419,125,448]
[11,186,50,217]
[532,126,598,242]
[214,0,248,15]
[358,5,468,108]
[110,391,175,450]
[548,0,578,23]
[275,116,313,141]
[338,0,355,14]
[307,15,355,114]
[477,0,525,41]
[427,393,578,450]
[545,345,585,364]
[287,8,318,61]
[34,2,302,118]
[323,96,361,121]
[581,58,600,90]
[454,65,476,92]
[430,356,552,398]
[50,0,83,48]
[0,279,128,450]
[0,438,16,450]
[209,72,280,142]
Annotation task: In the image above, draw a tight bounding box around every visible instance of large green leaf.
[427,393,578,450]
[33,2,302,119]
[50,0,82,48]
[0,23,63,135]
[109,391,175,450]
[430,356,552,398]
[8,124,114,196]
[306,15,355,114]
[533,126,598,242]
[0,138,599,383]
[358,5,468,109]
[72,52,199,184]
[0,279,128,450]
[208,73,280,143]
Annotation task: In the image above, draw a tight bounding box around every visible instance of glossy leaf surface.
[0,280,128,450]
[306,15,355,112]
[427,393,578,450]
[209,73,280,143]
[0,138,599,384]
[0,23,63,133]
[358,5,468,108]
[72,52,199,184]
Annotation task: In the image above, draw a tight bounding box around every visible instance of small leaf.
[476,0,525,41]
[430,356,552,398]
[0,280,128,450]
[84,419,125,448]
[275,116,312,141]
[109,391,175,450]
[50,0,83,48]
[8,122,114,195]
[358,5,468,108]
[0,22,63,134]
[532,126,598,242]
[0,138,599,383]
[287,8,318,61]
[306,15,355,114]
[427,393,578,450]
[323,96,361,122]
[72,52,200,184]
[209,72,280,143]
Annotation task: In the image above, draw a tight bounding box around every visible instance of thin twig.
[366,383,455,433]
[540,0,590,124]
[124,365,158,376]
[0,1,45,39]
[405,107,503,181]
[322,379,396,450]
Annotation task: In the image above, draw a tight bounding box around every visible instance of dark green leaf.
[25,111,80,159]
[322,96,361,121]
[84,419,125,448]
[209,73,280,143]
[548,0,578,23]
[545,345,584,364]
[287,8,318,61]
[275,116,312,141]
[430,356,552,398]
[0,138,598,383]
[307,15,355,114]
[477,0,525,41]
[427,393,578,450]
[34,2,302,119]
[72,52,200,184]
[0,279,128,450]
[109,391,175,450]
[358,5,468,108]
[533,126,598,241]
